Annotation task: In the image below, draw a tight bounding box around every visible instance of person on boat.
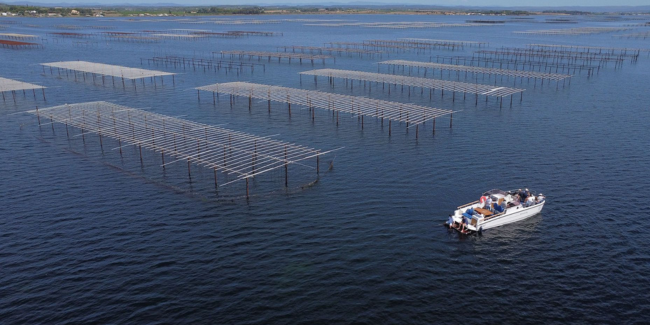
[448,214,454,229]
[485,196,493,211]
[459,216,468,232]
[523,188,530,198]
[536,193,545,204]
[516,189,524,202]
[525,195,535,207]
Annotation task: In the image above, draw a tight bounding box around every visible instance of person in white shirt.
[536,193,545,204]
[525,195,535,207]
[485,196,493,211]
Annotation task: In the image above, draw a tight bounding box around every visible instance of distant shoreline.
[1,4,649,18]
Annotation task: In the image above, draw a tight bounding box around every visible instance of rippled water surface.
[1,14,649,324]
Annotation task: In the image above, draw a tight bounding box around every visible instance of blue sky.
[17,0,650,5]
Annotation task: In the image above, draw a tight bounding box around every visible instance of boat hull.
[477,202,544,231]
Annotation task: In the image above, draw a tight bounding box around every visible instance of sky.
[14,0,650,6]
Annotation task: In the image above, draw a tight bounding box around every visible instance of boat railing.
[457,200,479,210]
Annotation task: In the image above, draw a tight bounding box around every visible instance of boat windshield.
[483,189,507,196]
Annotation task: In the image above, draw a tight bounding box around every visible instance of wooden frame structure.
[466,20,505,24]
[400,38,489,47]
[0,39,42,49]
[378,60,571,87]
[496,46,640,61]
[433,55,597,76]
[0,33,39,40]
[303,22,491,29]
[88,26,116,30]
[143,56,264,74]
[474,49,629,68]
[324,41,461,52]
[299,69,524,107]
[53,24,83,30]
[514,27,630,35]
[209,20,281,25]
[527,44,650,55]
[196,82,454,138]
[104,35,161,43]
[614,32,650,39]
[47,32,93,38]
[364,39,464,51]
[28,101,331,197]
[219,51,334,64]
[149,33,206,40]
[225,30,282,36]
[0,76,46,102]
[277,46,384,58]
[40,61,176,89]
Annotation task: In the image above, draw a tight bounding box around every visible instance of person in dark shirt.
[460,216,468,233]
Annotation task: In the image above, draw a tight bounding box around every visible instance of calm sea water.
[1,14,649,324]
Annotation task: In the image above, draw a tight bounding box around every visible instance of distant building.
[70,10,80,16]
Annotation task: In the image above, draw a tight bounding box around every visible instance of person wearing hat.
[536,193,546,204]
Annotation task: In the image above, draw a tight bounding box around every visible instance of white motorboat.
[446,189,545,234]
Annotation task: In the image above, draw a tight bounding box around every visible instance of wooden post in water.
[284,145,288,187]
[287,95,291,117]
[36,106,41,126]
